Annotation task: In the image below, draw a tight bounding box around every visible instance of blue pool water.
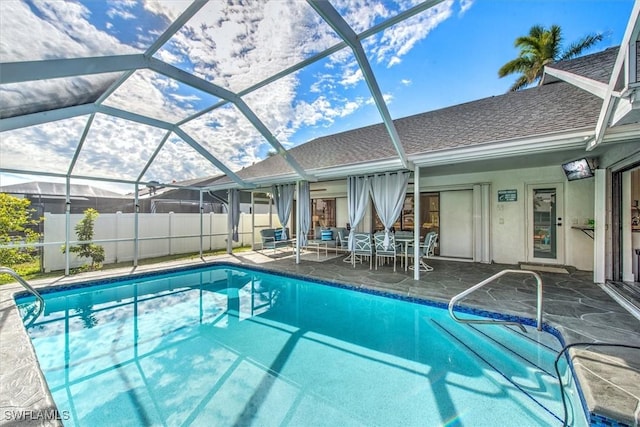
[17,264,587,427]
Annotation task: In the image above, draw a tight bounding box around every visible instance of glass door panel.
[533,189,556,259]
[528,184,564,264]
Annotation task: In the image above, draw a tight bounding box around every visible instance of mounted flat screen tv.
[562,158,594,181]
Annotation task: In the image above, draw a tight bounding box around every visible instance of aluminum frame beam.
[173,127,251,188]
[0,104,95,132]
[308,0,411,170]
[0,54,146,84]
[179,0,444,125]
[0,0,451,189]
[149,58,314,181]
[590,0,640,150]
[137,132,171,182]
[67,114,95,175]
[94,105,249,187]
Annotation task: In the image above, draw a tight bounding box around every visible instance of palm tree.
[499,25,602,91]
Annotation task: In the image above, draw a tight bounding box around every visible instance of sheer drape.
[298,181,310,247]
[370,171,410,249]
[347,176,370,251]
[272,183,295,240]
[230,189,240,242]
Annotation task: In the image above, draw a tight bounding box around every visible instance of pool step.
[431,319,566,425]
[466,323,562,377]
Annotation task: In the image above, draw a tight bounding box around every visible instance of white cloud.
[141,135,223,184]
[142,0,188,22]
[401,79,412,86]
[340,66,364,87]
[0,0,134,62]
[459,0,475,15]
[169,93,201,103]
[330,0,390,33]
[0,116,89,175]
[102,70,199,123]
[72,114,168,180]
[1,0,457,182]
[372,0,454,67]
[388,56,401,67]
[156,1,341,93]
[107,8,136,21]
[179,104,267,172]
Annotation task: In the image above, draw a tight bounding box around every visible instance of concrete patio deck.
[1,250,639,426]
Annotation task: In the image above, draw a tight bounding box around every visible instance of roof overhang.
[410,129,595,168]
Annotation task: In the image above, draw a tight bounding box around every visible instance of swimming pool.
[17,264,587,426]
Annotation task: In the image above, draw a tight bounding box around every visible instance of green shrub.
[62,208,105,270]
[0,193,42,267]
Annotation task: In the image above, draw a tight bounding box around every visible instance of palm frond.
[498,57,534,78]
[560,33,603,61]
[509,75,530,92]
[499,24,603,92]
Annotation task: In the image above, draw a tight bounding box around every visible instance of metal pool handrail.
[0,266,45,326]
[448,269,543,332]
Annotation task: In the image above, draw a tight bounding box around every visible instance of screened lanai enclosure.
[2,0,638,279]
[1,0,453,273]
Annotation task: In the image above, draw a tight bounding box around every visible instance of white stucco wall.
[312,164,596,271]
[419,165,595,271]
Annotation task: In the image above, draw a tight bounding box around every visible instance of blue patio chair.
[407,232,438,272]
[374,233,401,272]
[352,233,373,270]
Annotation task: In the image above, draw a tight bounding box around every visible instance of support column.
[251,192,256,250]
[413,166,421,280]
[296,181,301,264]
[65,177,71,276]
[473,184,482,262]
[199,190,204,258]
[622,171,634,281]
[134,183,139,267]
[482,183,491,264]
[594,169,607,283]
[227,189,233,255]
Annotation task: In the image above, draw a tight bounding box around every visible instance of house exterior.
[206,46,640,287]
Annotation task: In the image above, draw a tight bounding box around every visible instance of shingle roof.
[217,48,614,185]
[399,81,601,155]
[545,46,618,85]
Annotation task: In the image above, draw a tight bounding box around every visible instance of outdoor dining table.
[394,234,415,272]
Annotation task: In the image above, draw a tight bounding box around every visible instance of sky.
[0,0,635,194]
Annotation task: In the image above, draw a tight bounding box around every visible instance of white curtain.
[298,181,310,247]
[272,183,295,240]
[230,189,240,242]
[347,175,370,251]
[370,171,410,249]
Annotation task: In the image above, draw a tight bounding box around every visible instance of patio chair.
[337,229,352,262]
[407,232,438,272]
[260,228,292,254]
[352,233,373,270]
[374,233,401,272]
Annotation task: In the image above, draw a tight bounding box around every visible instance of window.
[372,192,440,255]
[311,199,336,230]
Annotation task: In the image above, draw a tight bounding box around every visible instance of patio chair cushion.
[260,228,292,251]
[321,229,333,241]
[313,227,349,247]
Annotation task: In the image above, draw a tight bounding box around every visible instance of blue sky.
[0,0,635,193]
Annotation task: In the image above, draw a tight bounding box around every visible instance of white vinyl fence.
[43,212,281,272]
